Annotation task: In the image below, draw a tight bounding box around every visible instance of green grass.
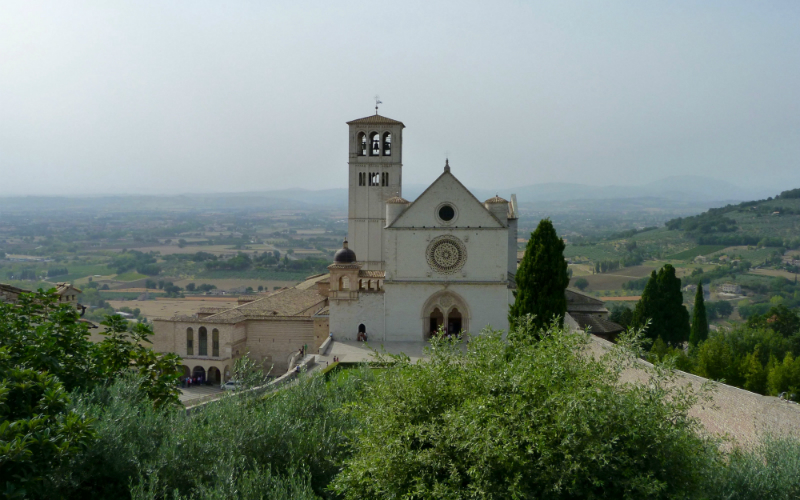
[665,245,727,260]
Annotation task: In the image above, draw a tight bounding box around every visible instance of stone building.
[152,110,521,379]
[152,276,328,383]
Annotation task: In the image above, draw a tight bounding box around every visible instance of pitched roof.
[484,195,508,204]
[203,287,326,322]
[566,289,606,307]
[346,114,405,127]
[386,196,410,204]
[388,164,506,228]
[571,313,625,335]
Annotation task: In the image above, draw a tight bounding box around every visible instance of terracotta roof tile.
[484,195,508,204]
[346,114,405,126]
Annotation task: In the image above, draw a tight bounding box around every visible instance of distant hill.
[664,188,800,248]
[0,175,781,214]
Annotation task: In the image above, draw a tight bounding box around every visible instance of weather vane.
[375,95,382,115]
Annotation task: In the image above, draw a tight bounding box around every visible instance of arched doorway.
[421,291,470,340]
[223,365,231,382]
[192,366,206,382]
[429,308,444,336]
[207,367,221,385]
[447,308,463,336]
[358,323,366,341]
[180,365,191,381]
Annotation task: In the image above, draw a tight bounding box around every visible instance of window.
[381,172,389,186]
[438,204,455,221]
[199,326,208,356]
[186,328,194,356]
[368,172,380,186]
[212,329,219,357]
[358,172,365,186]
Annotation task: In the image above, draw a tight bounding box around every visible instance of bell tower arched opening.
[358,132,367,156]
[382,132,391,156]
[369,132,380,156]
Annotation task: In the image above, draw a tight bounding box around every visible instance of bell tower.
[346,112,405,270]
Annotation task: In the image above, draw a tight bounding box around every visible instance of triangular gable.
[389,169,504,228]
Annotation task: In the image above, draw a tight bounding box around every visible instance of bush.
[705,433,800,500]
[332,321,718,499]
[49,368,370,499]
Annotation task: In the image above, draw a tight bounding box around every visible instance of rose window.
[426,236,467,274]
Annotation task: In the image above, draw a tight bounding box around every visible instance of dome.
[333,240,357,264]
[484,195,508,204]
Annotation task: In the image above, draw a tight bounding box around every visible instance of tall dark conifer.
[509,218,569,331]
[632,264,690,345]
[690,282,709,345]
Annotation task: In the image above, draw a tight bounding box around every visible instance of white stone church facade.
[328,113,518,341]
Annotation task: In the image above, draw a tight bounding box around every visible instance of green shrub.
[50,369,369,499]
[332,320,719,499]
[705,433,800,500]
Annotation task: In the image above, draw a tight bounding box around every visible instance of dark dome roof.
[333,240,357,264]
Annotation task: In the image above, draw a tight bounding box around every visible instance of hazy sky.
[1,1,799,196]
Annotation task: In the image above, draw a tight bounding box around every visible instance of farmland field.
[664,245,727,260]
[568,264,659,291]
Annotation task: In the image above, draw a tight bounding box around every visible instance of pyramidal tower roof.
[346,114,405,127]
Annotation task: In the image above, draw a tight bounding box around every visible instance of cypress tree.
[689,282,709,345]
[632,264,690,346]
[509,218,569,331]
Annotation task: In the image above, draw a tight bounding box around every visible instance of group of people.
[181,375,204,388]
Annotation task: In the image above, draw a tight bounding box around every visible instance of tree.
[747,305,800,338]
[690,282,709,345]
[185,282,196,292]
[574,277,589,291]
[609,304,634,329]
[0,290,182,495]
[632,265,690,346]
[332,323,717,499]
[0,357,96,498]
[509,219,569,331]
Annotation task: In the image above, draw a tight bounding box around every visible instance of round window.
[438,204,455,222]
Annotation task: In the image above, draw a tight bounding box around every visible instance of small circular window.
[438,204,455,222]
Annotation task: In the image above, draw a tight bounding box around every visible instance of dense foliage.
[0,290,182,497]
[510,218,569,330]
[650,305,800,400]
[333,322,719,499]
[5,296,800,498]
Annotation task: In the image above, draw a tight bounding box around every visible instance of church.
[153,111,518,380]
[327,112,518,341]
